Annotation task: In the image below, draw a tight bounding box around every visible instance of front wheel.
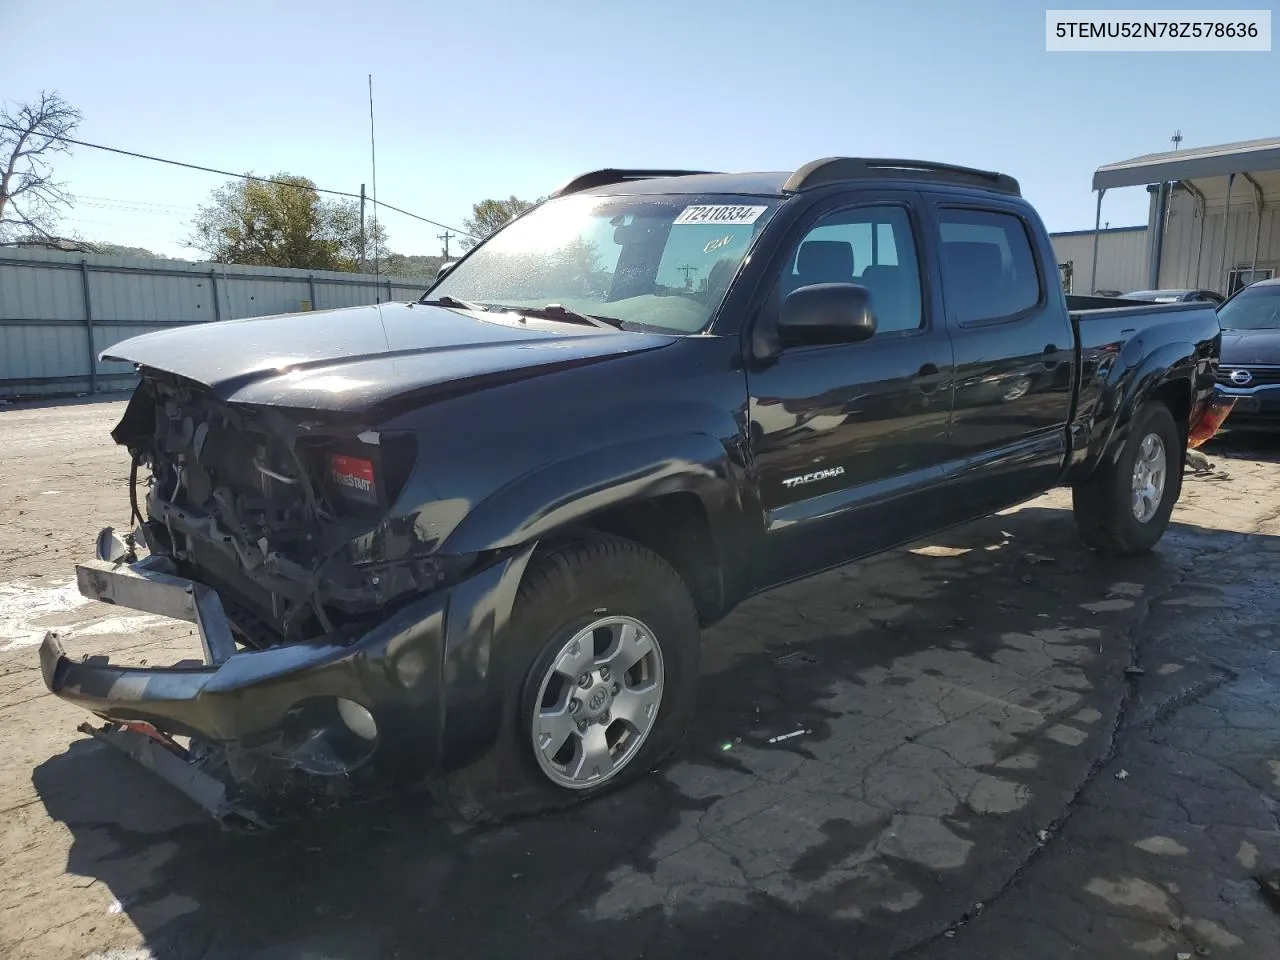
[1072,401,1183,556]
[430,533,701,823]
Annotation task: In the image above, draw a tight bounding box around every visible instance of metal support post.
[79,259,96,394]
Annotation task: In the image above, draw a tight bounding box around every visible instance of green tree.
[460,195,538,251]
[381,252,450,277]
[91,242,169,259]
[189,173,386,271]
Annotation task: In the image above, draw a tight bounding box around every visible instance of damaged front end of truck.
[40,372,497,827]
[35,288,678,825]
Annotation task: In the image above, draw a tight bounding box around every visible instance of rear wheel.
[1072,401,1182,556]
[430,533,700,823]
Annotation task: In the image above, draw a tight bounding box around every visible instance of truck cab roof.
[555,158,1022,201]
[572,171,793,198]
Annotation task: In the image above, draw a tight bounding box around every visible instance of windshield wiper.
[420,295,488,312]
[421,298,623,330]
[515,304,623,330]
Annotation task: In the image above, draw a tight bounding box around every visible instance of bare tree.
[0,91,83,244]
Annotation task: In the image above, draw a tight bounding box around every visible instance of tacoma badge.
[781,466,846,489]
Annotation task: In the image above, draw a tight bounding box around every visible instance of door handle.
[916,363,941,395]
[1042,344,1060,370]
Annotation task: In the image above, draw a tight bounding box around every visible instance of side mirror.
[778,283,876,345]
[435,261,458,282]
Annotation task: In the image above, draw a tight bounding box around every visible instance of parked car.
[1210,277,1280,431]
[1123,288,1226,305]
[41,158,1223,825]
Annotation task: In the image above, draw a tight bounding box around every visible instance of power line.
[0,122,478,238]
[78,202,194,217]
[77,193,194,212]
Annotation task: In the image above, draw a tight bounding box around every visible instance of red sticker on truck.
[329,454,377,503]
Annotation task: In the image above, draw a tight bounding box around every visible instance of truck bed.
[1069,298,1220,358]
[1063,297,1221,483]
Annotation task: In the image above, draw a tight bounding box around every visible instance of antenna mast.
[369,74,381,298]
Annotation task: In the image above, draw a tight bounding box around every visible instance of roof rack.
[551,169,722,198]
[783,158,1021,197]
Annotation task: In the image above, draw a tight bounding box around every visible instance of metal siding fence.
[1158,189,1280,291]
[0,248,432,398]
[1050,229,1149,295]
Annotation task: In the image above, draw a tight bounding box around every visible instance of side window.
[938,209,1042,325]
[778,205,924,335]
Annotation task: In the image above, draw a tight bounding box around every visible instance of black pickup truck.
[41,158,1223,824]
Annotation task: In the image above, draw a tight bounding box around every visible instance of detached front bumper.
[41,554,441,754]
[40,541,534,818]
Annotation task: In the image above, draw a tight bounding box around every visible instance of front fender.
[1079,339,1197,480]
[440,432,749,558]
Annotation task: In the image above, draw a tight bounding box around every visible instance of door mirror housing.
[435,261,458,282]
[778,283,876,345]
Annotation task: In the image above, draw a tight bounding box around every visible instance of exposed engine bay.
[111,373,444,648]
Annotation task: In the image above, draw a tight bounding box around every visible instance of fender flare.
[440,431,749,563]
[1082,339,1197,480]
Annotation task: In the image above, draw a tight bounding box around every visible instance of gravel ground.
[1,396,1278,960]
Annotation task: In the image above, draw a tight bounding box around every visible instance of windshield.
[427,193,782,334]
[1217,284,1280,330]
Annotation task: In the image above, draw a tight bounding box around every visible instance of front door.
[747,195,955,589]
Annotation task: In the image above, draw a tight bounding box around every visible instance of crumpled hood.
[1220,329,1280,366]
[102,302,675,413]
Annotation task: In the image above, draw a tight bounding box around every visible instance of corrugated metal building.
[0,248,433,398]
[1090,136,1280,297]
[1050,225,1149,296]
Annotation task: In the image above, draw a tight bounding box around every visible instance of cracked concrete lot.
[2,397,1279,960]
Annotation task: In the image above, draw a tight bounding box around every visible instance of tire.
[1072,401,1183,557]
[430,533,701,823]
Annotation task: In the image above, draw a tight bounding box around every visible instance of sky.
[5,0,1278,261]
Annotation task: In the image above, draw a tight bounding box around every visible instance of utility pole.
[438,230,455,259]
[368,74,380,298]
[677,264,699,289]
[359,183,367,270]
[1171,129,1183,151]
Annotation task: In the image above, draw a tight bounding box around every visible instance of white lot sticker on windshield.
[673,204,767,226]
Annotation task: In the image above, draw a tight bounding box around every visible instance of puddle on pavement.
[0,577,175,653]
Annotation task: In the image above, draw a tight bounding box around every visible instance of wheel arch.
[439,432,753,625]
[1074,342,1197,483]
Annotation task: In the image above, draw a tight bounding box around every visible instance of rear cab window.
[937,209,1043,325]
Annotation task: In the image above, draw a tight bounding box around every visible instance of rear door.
[922,196,1077,516]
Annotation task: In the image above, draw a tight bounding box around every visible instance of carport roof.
[1093,136,1280,191]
